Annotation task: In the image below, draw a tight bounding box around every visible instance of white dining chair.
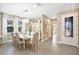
[28,33,39,51]
[0,36,3,45]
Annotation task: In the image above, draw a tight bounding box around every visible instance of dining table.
[18,32,34,49]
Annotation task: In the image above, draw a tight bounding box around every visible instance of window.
[7,20,13,25]
[7,20,14,33]
[18,27,22,32]
[7,26,14,32]
[18,21,22,32]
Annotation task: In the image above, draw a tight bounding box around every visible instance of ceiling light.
[33,3,41,8]
[50,16,57,19]
[24,10,28,12]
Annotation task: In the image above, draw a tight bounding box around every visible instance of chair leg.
[23,43,25,50]
[33,45,35,51]
[18,43,20,48]
[16,42,18,47]
[35,44,38,52]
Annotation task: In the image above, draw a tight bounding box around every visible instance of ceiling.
[0,3,79,19]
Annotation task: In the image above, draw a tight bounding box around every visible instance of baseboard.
[41,38,49,42]
[57,41,79,47]
[2,40,12,43]
[77,45,79,48]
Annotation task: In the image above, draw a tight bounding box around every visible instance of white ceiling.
[0,3,79,19]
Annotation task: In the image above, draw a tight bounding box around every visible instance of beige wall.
[41,15,52,41]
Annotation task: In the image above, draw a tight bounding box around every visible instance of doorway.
[51,19,57,45]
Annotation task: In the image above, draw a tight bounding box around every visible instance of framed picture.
[65,16,73,37]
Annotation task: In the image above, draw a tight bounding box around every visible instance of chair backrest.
[32,33,38,45]
[15,33,19,40]
[15,33,24,42]
[11,33,14,37]
[11,33,15,40]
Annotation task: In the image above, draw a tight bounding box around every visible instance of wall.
[41,15,52,41]
[78,12,79,47]
[57,8,79,47]
[57,15,61,43]
[14,16,19,33]
[22,19,29,33]
[0,13,3,36]
[2,13,22,43]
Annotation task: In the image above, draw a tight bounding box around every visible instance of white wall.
[0,13,3,36]
[2,13,21,43]
[58,12,78,46]
[3,13,7,36]
[22,19,29,33]
[14,16,19,33]
[61,13,78,46]
[3,13,19,34]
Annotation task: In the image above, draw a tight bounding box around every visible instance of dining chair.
[11,33,16,44]
[15,33,26,49]
[29,33,39,51]
[18,38,25,49]
[12,33,19,47]
[0,36,3,45]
